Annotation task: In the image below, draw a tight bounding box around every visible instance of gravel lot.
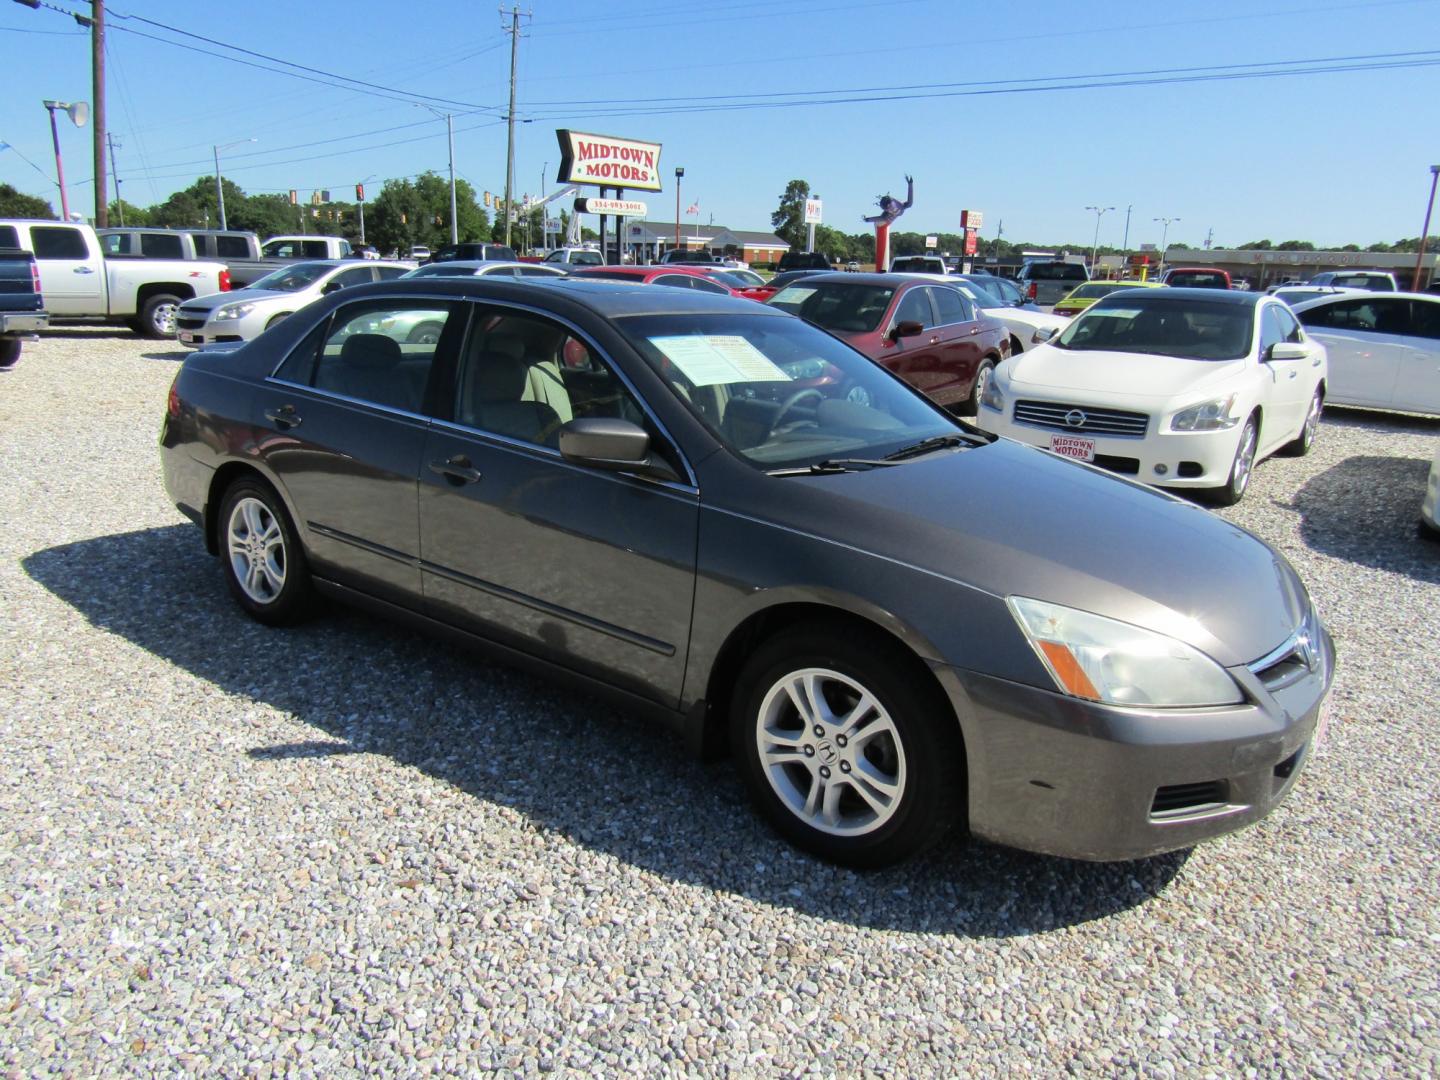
[2,327,1438,1076]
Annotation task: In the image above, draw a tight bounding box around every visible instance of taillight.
[219,269,233,292]
[30,261,42,297]
[1027,281,1038,300]
[166,373,182,418]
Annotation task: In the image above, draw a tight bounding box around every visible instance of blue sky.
[2,0,1437,249]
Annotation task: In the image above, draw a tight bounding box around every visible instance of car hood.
[1005,344,1245,399]
[181,288,293,314]
[982,307,1069,333]
[753,438,1306,666]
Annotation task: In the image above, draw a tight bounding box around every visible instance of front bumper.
[934,623,1334,861]
[976,403,1244,487]
[175,307,269,348]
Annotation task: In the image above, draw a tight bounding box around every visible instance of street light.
[1414,165,1440,291]
[415,105,458,245]
[356,174,376,246]
[1154,216,1181,274]
[1085,205,1115,275]
[42,99,88,222]
[674,166,684,253]
[213,138,256,231]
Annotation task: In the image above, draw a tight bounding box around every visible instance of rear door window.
[215,235,252,259]
[931,286,972,325]
[140,233,184,258]
[30,226,89,260]
[99,233,128,256]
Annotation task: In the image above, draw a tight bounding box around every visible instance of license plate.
[178,330,195,343]
[1050,434,1095,462]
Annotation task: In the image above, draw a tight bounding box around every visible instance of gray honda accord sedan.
[160,277,1333,867]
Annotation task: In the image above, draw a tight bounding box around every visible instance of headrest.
[484,334,526,361]
[340,333,402,370]
[474,351,531,401]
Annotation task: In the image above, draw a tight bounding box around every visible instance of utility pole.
[446,112,458,244]
[91,0,106,226]
[1121,204,1132,255]
[1204,226,1214,250]
[501,7,528,249]
[107,131,122,225]
[1417,165,1440,291]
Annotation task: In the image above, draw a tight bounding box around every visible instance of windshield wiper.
[766,457,901,476]
[882,433,979,460]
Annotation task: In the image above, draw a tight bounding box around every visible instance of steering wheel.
[766,388,824,438]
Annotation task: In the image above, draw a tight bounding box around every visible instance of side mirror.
[558,417,675,480]
[890,319,924,341]
[1267,341,1308,361]
[1032,326,1058,344]
[322,280,344,294]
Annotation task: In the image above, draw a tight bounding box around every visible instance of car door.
[1296,297,1408,408]
[417,305,699,705]
[1390,297,1440,414]
[1257,303,1312,448]
[254,297,464,608]
[928,286,987,407]
[27,224,104,314]
[879,285,947,400]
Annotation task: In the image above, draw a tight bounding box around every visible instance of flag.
[686,201,699,216]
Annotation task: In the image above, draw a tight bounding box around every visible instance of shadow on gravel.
[37,328,143,340]
[1283,449,1440,585]
[24,525,1187,938]
[141,350,190,363]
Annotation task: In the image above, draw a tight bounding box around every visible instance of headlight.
[1008,596,1243,708]
[214,302,257,321]
[1171,394,1240,432]
[979,370,1005,412]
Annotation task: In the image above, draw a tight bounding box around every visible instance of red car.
[766,273,1010,413]
[570,264,758,298]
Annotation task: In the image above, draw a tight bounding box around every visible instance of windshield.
[768,282,895,333]
[1025,263,1087,281]
[616,312,956,468]
[247,263,333,292]
[1067,283,1127,300]
[1054,297,1254,360]
[402,264,476,278]
[726,269,764,287]
[1167,270,1227,287]
[954,280,1003,307]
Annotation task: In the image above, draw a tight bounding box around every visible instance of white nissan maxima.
[976,289,1327,504]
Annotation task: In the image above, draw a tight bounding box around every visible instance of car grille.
[1249,607,1324,693]
[176,316,206,331]
[1013,400,1149,437]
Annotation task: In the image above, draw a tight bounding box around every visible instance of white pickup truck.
[0,219,231,338]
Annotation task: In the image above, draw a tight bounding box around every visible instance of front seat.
[463,351,563,447]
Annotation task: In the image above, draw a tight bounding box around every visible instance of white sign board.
[803,199,823,225]
[925,234,938,249]
[961,209,983,230]
[556,130,663,192]
[576,197,649,217]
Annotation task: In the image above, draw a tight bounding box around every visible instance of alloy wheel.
[227,497,287,604]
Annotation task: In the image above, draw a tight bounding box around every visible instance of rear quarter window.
[1026,263,1087,280]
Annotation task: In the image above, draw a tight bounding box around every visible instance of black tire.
[0,338,19,369]
[1009,334,1025,356]
[961,359,995,416]
[406,321,444,345]
[217,477,314,626]
[1281,388,1323,457]
[265,313,291,331]
[1209,415,1259,507]
[730,625,966,868]
[139,293,183,339]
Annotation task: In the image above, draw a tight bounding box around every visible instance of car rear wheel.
[406,321,444,345]
[731,626,965,867]
[218,477,314,626]
[1282,389,1323,457]
[140,293,182,339]
[1210,415,1258,506]
[962,359,995,416]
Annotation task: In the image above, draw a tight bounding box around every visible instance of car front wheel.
[1282,389,1323,456]
[731,626,965,868]
[1210,415,1259,506]
[218,477,313,625]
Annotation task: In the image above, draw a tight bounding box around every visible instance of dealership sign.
[804,199,823,225]
[575,197,649,217]
[556,130,663,191]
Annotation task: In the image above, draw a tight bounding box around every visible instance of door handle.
[264,405,302,429]
[428,456,482,484]
[1288,370,1297,379]
[74,266,95,274]
[970,325,981,334]
[928,336,940,345]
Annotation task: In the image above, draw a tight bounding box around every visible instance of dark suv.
[657,249,716,265]
[427,243,519,264]
[777,250,833,273]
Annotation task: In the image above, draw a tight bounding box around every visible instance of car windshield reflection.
[1054,298,1254,361]
[617,313,957,469]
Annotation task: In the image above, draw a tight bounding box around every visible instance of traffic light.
[355,183,365,202]
[288,189,297,205]
[484,191,492,208]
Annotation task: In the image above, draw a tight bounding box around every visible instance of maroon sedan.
[767,273,1009,413]
[570,264,759,298]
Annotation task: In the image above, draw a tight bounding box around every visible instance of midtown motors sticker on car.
[1049,434,1096,462]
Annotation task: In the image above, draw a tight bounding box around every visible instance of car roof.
[337,275,788,318]
[1101,286,1263,305]
[1290,290,1435,310]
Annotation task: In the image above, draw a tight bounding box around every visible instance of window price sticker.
[650,335,791,386]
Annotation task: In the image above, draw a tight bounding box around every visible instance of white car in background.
[401,260,569,280]
[1290,292,1440,416]
[1270,285,1365,308]
[976,289,1327,505]
[897,273,1069,353]
[174,260,411,347]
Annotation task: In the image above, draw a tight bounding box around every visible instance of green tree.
[105,198,150,226]
[0,183,56,219]
[1276,240,1315,251]
[369,173,487,254]
[771,179,811,251]
[1242,239,1273,250]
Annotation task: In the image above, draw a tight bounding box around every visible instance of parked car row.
[160,274,1335,868]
